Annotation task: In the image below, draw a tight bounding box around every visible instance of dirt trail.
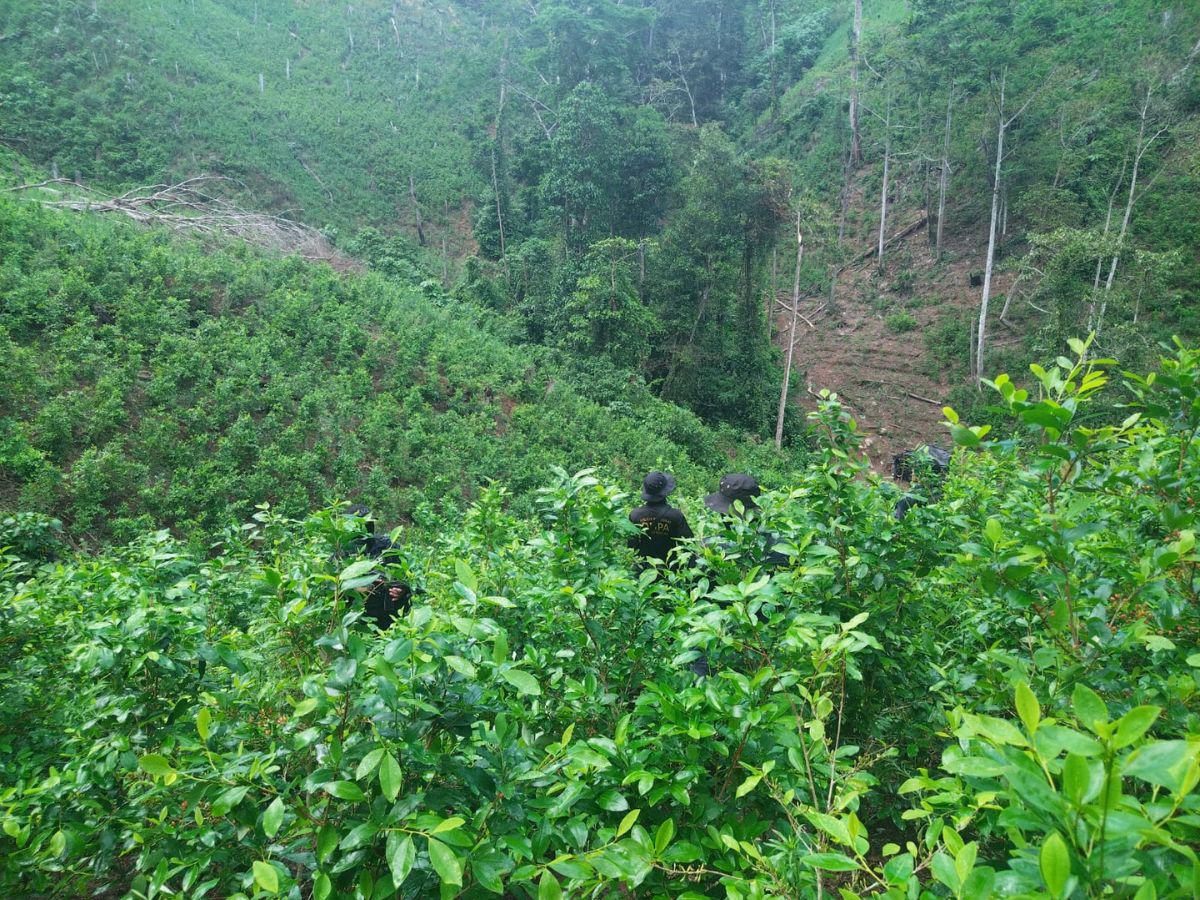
[774,193,1014,472]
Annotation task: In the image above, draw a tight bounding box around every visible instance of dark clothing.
[363,580,413,630]
[704,473,761,515]
[892,446,951,482]
[358,532,397,559]
[894,494,926,520]
[629,501,693,562]
[346,529,412,630]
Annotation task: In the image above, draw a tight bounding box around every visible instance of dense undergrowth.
[0,196,798,543]
[2,341,1198,898]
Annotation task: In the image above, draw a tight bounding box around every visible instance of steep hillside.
[0,192,800,543]
[3,0,1198,455]
[757,0,1200,462]
[0,0,495,240]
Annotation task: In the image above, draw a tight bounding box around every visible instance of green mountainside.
[3,0,1198,440]
[2,2,1200,898]
[0,193,794,542]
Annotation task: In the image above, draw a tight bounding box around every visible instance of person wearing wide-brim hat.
[628,471,693,564]
[704,473,789,570]
[704,473,761,516]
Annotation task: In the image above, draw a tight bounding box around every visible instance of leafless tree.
[848,0,863,166]
[975,66,1053,386]
[775,207,804,449]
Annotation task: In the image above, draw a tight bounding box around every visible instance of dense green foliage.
[3,2,1200,898]
[4,0,1197,425]
[0,196,795,542]
[4,342,1200,898]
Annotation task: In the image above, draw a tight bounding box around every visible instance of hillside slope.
[758,0,1200,462]
[0,193,799,542]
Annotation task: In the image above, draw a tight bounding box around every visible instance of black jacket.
[629,501,693,562]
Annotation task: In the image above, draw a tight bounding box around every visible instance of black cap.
[704,473,761,514]
[641,471,677,502]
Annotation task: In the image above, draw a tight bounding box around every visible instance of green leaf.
[312,871,331,900]
[197,707,212,742]
[596,789,628,812]
[930,850,960,892]
[883,853,914,885]
[293,697,318,717]
[445,655,477,678]
[801,852,860,872]
[500,668,541,696]
[538,871,563,900]
[1112,706,1161,749]
[1062,754,1103,806]
[322,781,367,802]
[616,809,640,837]
[252,860,279,895]
[431,816,465,834]
[1015,681,1040,735]
[470,849,510,893]
[48,830,65,856]
[138,754,174,777]
[356,747,385,781]
[339,558,378,587]
[735,772,763,798]
[454,559,477,593]
[317,824,338,862]
[428,838,463,886]
[1040,832,1070,898]
[654,819,675,856]
[1071,684,1108,733]
[262,797,284,839]
[386,833,415,888]
[1123,740,1194,792]
[379,752,402,803]
[984,518,1003,547]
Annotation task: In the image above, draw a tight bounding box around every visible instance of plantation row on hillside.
[0,196,800,543]
[2,342,1199,897]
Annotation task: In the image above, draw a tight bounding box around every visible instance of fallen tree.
[6,175,359,270]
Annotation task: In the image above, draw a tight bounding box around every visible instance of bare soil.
[774,171,1016,472]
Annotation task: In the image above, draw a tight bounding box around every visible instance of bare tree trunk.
[837,147,852,247]
[976,70,1007,387]
[848,0,863,166]
[775,209,804,449]
[490,46,509,275]
[1086,158,1125,334]
[1096,87,1155,339]
[676,50,698,127]
[408,175,426,246]
[936,91,953,259]
[769,0,779,113]
[767,245,778,323]
[876,100,892,271]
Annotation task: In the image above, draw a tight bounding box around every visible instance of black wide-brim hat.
[704,473,760,513]
[641,471,677,502]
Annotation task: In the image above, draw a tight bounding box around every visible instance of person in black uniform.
[703,473,761,517]
[704,473,789,570]
[628,471,693,565]
[342,504,413,629]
